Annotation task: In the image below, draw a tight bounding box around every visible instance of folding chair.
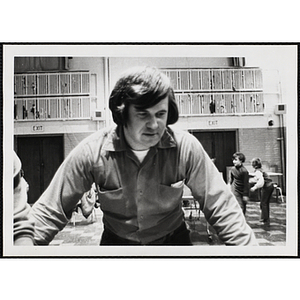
[182,195,213,243]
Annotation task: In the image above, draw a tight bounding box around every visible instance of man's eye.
[137,113,148,118]
[157,112,166,118]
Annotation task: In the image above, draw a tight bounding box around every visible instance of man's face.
[124,97,169,150]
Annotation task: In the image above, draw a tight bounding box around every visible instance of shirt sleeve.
[182,134,257,246]
[29,141,95,245]
[252,170,264,190]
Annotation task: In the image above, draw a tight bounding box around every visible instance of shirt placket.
[126,148,158,242]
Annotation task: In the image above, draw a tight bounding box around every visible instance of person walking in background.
[229,152,250,215]
[29,66,257,246]
[250,158,274,224]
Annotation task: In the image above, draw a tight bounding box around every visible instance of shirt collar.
[102,125,177,152]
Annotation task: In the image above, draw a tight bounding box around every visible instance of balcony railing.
[161,68,265,115]
[175,92,264,115]
[162,68,263,92]
[14,71,90,96]
[14,96,92,121]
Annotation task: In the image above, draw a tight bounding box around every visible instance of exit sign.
[208,120,218,126]
[32,125,44,132]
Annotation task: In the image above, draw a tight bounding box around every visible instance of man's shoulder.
[87,125,116,138]
[167,126,196,143]
[77,125,117,148]
[166,126,205,155]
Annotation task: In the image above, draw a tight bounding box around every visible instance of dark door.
[17,135,64,204]
[190,130,236,182]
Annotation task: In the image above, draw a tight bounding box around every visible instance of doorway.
[189,130,237,182]
[16,135,64,204]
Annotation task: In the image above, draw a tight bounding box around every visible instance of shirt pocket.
[98,188,125,213]
[158,180,184,211]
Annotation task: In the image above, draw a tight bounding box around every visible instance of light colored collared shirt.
[30,125,257,245]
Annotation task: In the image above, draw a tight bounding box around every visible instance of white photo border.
[3,43,298,257]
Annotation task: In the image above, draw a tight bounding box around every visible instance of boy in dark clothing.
[229,152,250,215]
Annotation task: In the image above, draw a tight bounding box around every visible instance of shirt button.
[140,215,143,220]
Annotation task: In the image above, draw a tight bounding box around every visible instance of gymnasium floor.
[50,199,286,247]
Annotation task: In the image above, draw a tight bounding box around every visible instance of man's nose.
[147,116,158,129]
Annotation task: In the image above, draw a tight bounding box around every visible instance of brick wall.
[238,127,283,173]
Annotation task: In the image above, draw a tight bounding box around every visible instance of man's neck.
[131,149,150,163]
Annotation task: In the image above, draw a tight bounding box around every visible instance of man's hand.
[14,237,34,246]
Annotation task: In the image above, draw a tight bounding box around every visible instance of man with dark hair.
[30,66,257,246]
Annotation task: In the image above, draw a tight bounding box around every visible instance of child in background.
[250,157,274,224]
[229,152,250,215]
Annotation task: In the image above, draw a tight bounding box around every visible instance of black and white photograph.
[2,43,298,257]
